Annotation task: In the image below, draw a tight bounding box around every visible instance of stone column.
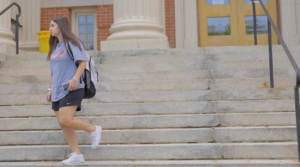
[0,0,15,46]
[101,0,169,51]
[280,0,298,45]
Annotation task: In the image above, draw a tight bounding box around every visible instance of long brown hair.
[47,16,84,61]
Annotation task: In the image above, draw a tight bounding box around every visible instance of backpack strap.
[65,41,74,60]
[65,41,83,84]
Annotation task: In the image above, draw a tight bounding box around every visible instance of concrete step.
[0,99,295,118]
[1,88,297,105]
[213,68,294,79]
[0,62,206,73]
[213,100,294,113]
[0,80,209,95]
[208,60,296,70]
[0,126,295,145]
[0,75,50,85]
[98,79,209,92]
[0,90,216,105]
[0,69,293,85]
[204,44,300,54]
[97,62,205,73]
[0,128,212,145]
[91,88,297,103]
[0,143,296,161]
[0,70,212,84]
[217,88,296,101]
[211,52,300,62]
[0,101,211,118]
[210,78,295,90]
[98,62,207,73]
[0,112,295,131]
[1,60,49,68]
[221,112,295,126]
[0,67,50,76]
[5,51,99,62]
[99,70,213,81]
[0,114,219,130]
[214,126,296,142]
[0,160,299,167]
[101,54,210,64]
[100,48,202,57]
[90,90,215,103]
[1,59,207,72]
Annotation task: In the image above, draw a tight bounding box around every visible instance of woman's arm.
[68,60,86,91]
[46,76,52,103]
[48,76,52,89]
[74,60,86,79]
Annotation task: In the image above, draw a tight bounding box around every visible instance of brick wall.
[41,7,72,31]
[96,5,114,51]
[165,0,176,48]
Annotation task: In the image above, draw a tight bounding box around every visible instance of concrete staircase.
[0,45,300,166]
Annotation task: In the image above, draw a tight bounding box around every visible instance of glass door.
[199,0,278,47]
[237,0,278,45]
[199,0,239,46]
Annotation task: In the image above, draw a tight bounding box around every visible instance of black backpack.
[65,41,98,99]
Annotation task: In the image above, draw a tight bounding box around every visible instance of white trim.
[161,0,166,34]
[295,0,300,44]
[71,7,97,51]
[280,0,298,45]
[183,0,198,48]
[175,0,201,48]
[41,0,113,8]
[175,0,184,48]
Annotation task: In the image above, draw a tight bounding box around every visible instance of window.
[207,17,231,36]
[78,15,94,50]
[207,0,230,5]
[245,15,268,34]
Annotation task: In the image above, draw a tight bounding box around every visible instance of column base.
[0,44,26,55]
[101,38,169,51]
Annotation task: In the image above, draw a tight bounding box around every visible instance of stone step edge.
[0,160,298,166]
[0,125,297,132]
[0,111,296,119]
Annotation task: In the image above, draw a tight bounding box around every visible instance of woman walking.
[46,16,101,165]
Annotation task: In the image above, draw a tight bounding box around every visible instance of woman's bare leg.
[58,106,96,133]
[55,110,81,155]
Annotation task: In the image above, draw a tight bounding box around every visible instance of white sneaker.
[62,152,84,165]
[90,125,102,149]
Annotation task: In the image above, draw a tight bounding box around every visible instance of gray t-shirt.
[50,41,86,102]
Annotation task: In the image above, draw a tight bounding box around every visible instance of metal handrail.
[0,2,21,54]
[252,0,300,161]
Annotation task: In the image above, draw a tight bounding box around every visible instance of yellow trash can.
[37,30,51,53]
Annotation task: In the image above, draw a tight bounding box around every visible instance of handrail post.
[268,20,274,88]
[295,88,300,161]
[16,14,19,54]
[251,0,257,45]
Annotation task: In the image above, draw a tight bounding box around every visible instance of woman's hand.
[67,79,78,91]
[46,91,52,103]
